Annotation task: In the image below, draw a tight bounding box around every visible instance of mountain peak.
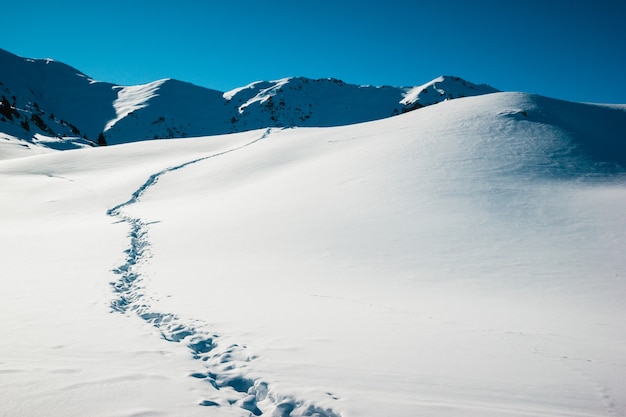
[1,49,500,151]
[401,75,499,107]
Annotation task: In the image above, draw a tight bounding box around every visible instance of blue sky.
[4,0,626,103]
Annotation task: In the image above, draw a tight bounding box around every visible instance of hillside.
[1,91,625,417]
[0,48,497,155]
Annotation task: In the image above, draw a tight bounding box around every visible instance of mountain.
[0,48,117,148]
[1,90,625,417]
[0,48,498,155]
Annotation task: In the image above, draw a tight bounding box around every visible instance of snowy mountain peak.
[236,77,293,113]
[401,75,499,107]
[1,48,500,155]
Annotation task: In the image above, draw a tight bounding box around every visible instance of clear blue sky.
[4,0,626,103]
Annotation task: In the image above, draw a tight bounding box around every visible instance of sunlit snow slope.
[1,92,625,417]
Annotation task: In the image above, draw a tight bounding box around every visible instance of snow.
[237,77,293,112]
[104,79,169,131]
[0,132,54,160]
[223,81,266,101]
[1,92,625,417]
[401,75,499,106]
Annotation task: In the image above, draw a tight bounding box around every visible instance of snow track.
[107,128,341,417]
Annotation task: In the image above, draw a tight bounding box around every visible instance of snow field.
[1,92,625,417]
[128,93,626,416]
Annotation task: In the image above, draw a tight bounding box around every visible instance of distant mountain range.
[0,48,498,150]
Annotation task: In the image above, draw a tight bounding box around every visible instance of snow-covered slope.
[1,48,497,151]
[0,48,117,144]
[1,91,625,417]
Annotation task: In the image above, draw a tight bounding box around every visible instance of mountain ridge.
[0,48,498,152]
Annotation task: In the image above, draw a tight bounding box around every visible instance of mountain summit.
[0,48,498,150]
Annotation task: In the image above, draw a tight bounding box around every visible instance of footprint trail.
[107,129,341,417]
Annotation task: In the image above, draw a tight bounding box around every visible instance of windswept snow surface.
[1,92,625,417]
